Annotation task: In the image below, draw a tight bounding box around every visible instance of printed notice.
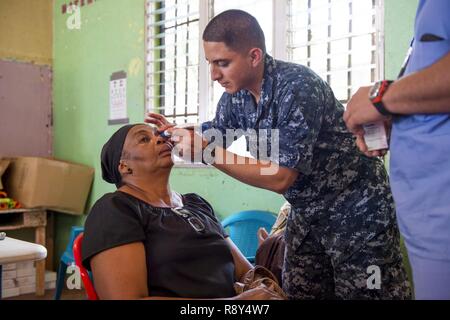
[108,71,129,125]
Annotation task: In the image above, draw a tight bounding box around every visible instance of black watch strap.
[373,100,392,116]
[371,80,394,116]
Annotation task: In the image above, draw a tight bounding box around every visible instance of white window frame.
[286,0,385,104]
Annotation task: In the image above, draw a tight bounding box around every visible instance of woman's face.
[120,124,174,174]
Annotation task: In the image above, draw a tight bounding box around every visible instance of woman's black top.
[82,191,236,298]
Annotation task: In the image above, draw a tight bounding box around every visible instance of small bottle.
[159,123,196,139]
[159,130,172,139]
[363,121,389,151]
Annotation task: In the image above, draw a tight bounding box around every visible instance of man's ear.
[249,48,264,67]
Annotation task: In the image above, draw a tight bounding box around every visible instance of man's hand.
[145,112,209,162]
[171,127,208,162]
[145,112,175,132]
[344,86,391,157]
[343,86,387,135]
[355,134,388,158]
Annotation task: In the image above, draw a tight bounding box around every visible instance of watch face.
[369,82,381,100]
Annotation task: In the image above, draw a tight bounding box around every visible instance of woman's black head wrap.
[100,124,137,188]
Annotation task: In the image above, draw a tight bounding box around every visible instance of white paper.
[109,74,127,121]
[363,122,388,151]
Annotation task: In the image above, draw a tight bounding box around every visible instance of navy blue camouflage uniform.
[202,55,411,299]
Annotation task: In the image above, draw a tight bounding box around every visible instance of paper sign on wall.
[66,5,81,30]
[108,71,129,125]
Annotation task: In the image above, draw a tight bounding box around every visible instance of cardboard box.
[19,281,56,295]
[0,159,10,189]
[3,157,94,215]
[2,287,20,298]
[2,270,17,280]
[2,279,16,289]
[16,267,35,278]
[2,263,16,271]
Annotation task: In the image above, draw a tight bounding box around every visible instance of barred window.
[211,0,274,109]
[287,0,383,104]
[146,0,200,124]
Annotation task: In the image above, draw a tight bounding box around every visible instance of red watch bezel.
[371,80,391,104]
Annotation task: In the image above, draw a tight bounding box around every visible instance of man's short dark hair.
[202,9,266,54]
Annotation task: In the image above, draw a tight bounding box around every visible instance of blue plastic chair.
[54,226,84,300]
[221,210,276,263]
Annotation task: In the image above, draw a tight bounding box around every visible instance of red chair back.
[73,233,99,300]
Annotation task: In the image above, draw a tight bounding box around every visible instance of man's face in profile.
[203,41,257,94]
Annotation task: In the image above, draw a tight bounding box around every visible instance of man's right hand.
[145,112,175,133]
[354,120,391,158]
[145,112,208,162]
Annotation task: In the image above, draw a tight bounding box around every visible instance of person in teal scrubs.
[344,0,450,300]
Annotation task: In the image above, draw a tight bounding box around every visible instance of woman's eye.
[140,136,150,143]
[218,61,229,67]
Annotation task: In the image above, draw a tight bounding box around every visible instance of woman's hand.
[235,284,285,300]
[257,228,269,246]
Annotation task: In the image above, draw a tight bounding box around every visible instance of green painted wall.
[170,169,285,218]
[51,0,419,270]
[384,0,418,79]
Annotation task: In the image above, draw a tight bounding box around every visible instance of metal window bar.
[146,0,200,124]
[287,0,379,103]
[347,0,352,101]
[307,0,312,69]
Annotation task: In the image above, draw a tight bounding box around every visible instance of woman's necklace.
[124,183,182,208]
[124,184,204,233]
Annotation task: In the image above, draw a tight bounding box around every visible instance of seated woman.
[82,124,283,300]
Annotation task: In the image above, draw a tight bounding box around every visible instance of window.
[145,0,384,163]
[145,0,201,124]
[287,0,383,104]
[210,0,274,158]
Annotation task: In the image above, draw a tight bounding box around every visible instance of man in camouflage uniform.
[146,9,411,299]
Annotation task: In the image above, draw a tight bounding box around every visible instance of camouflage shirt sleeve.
[276,80,326,175]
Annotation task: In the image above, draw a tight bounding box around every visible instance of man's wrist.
[369,80,395,116]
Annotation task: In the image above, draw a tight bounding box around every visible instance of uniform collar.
[264,54,277,77]
[254,55,276,120]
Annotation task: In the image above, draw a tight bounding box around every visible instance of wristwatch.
[369,80,394,116]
